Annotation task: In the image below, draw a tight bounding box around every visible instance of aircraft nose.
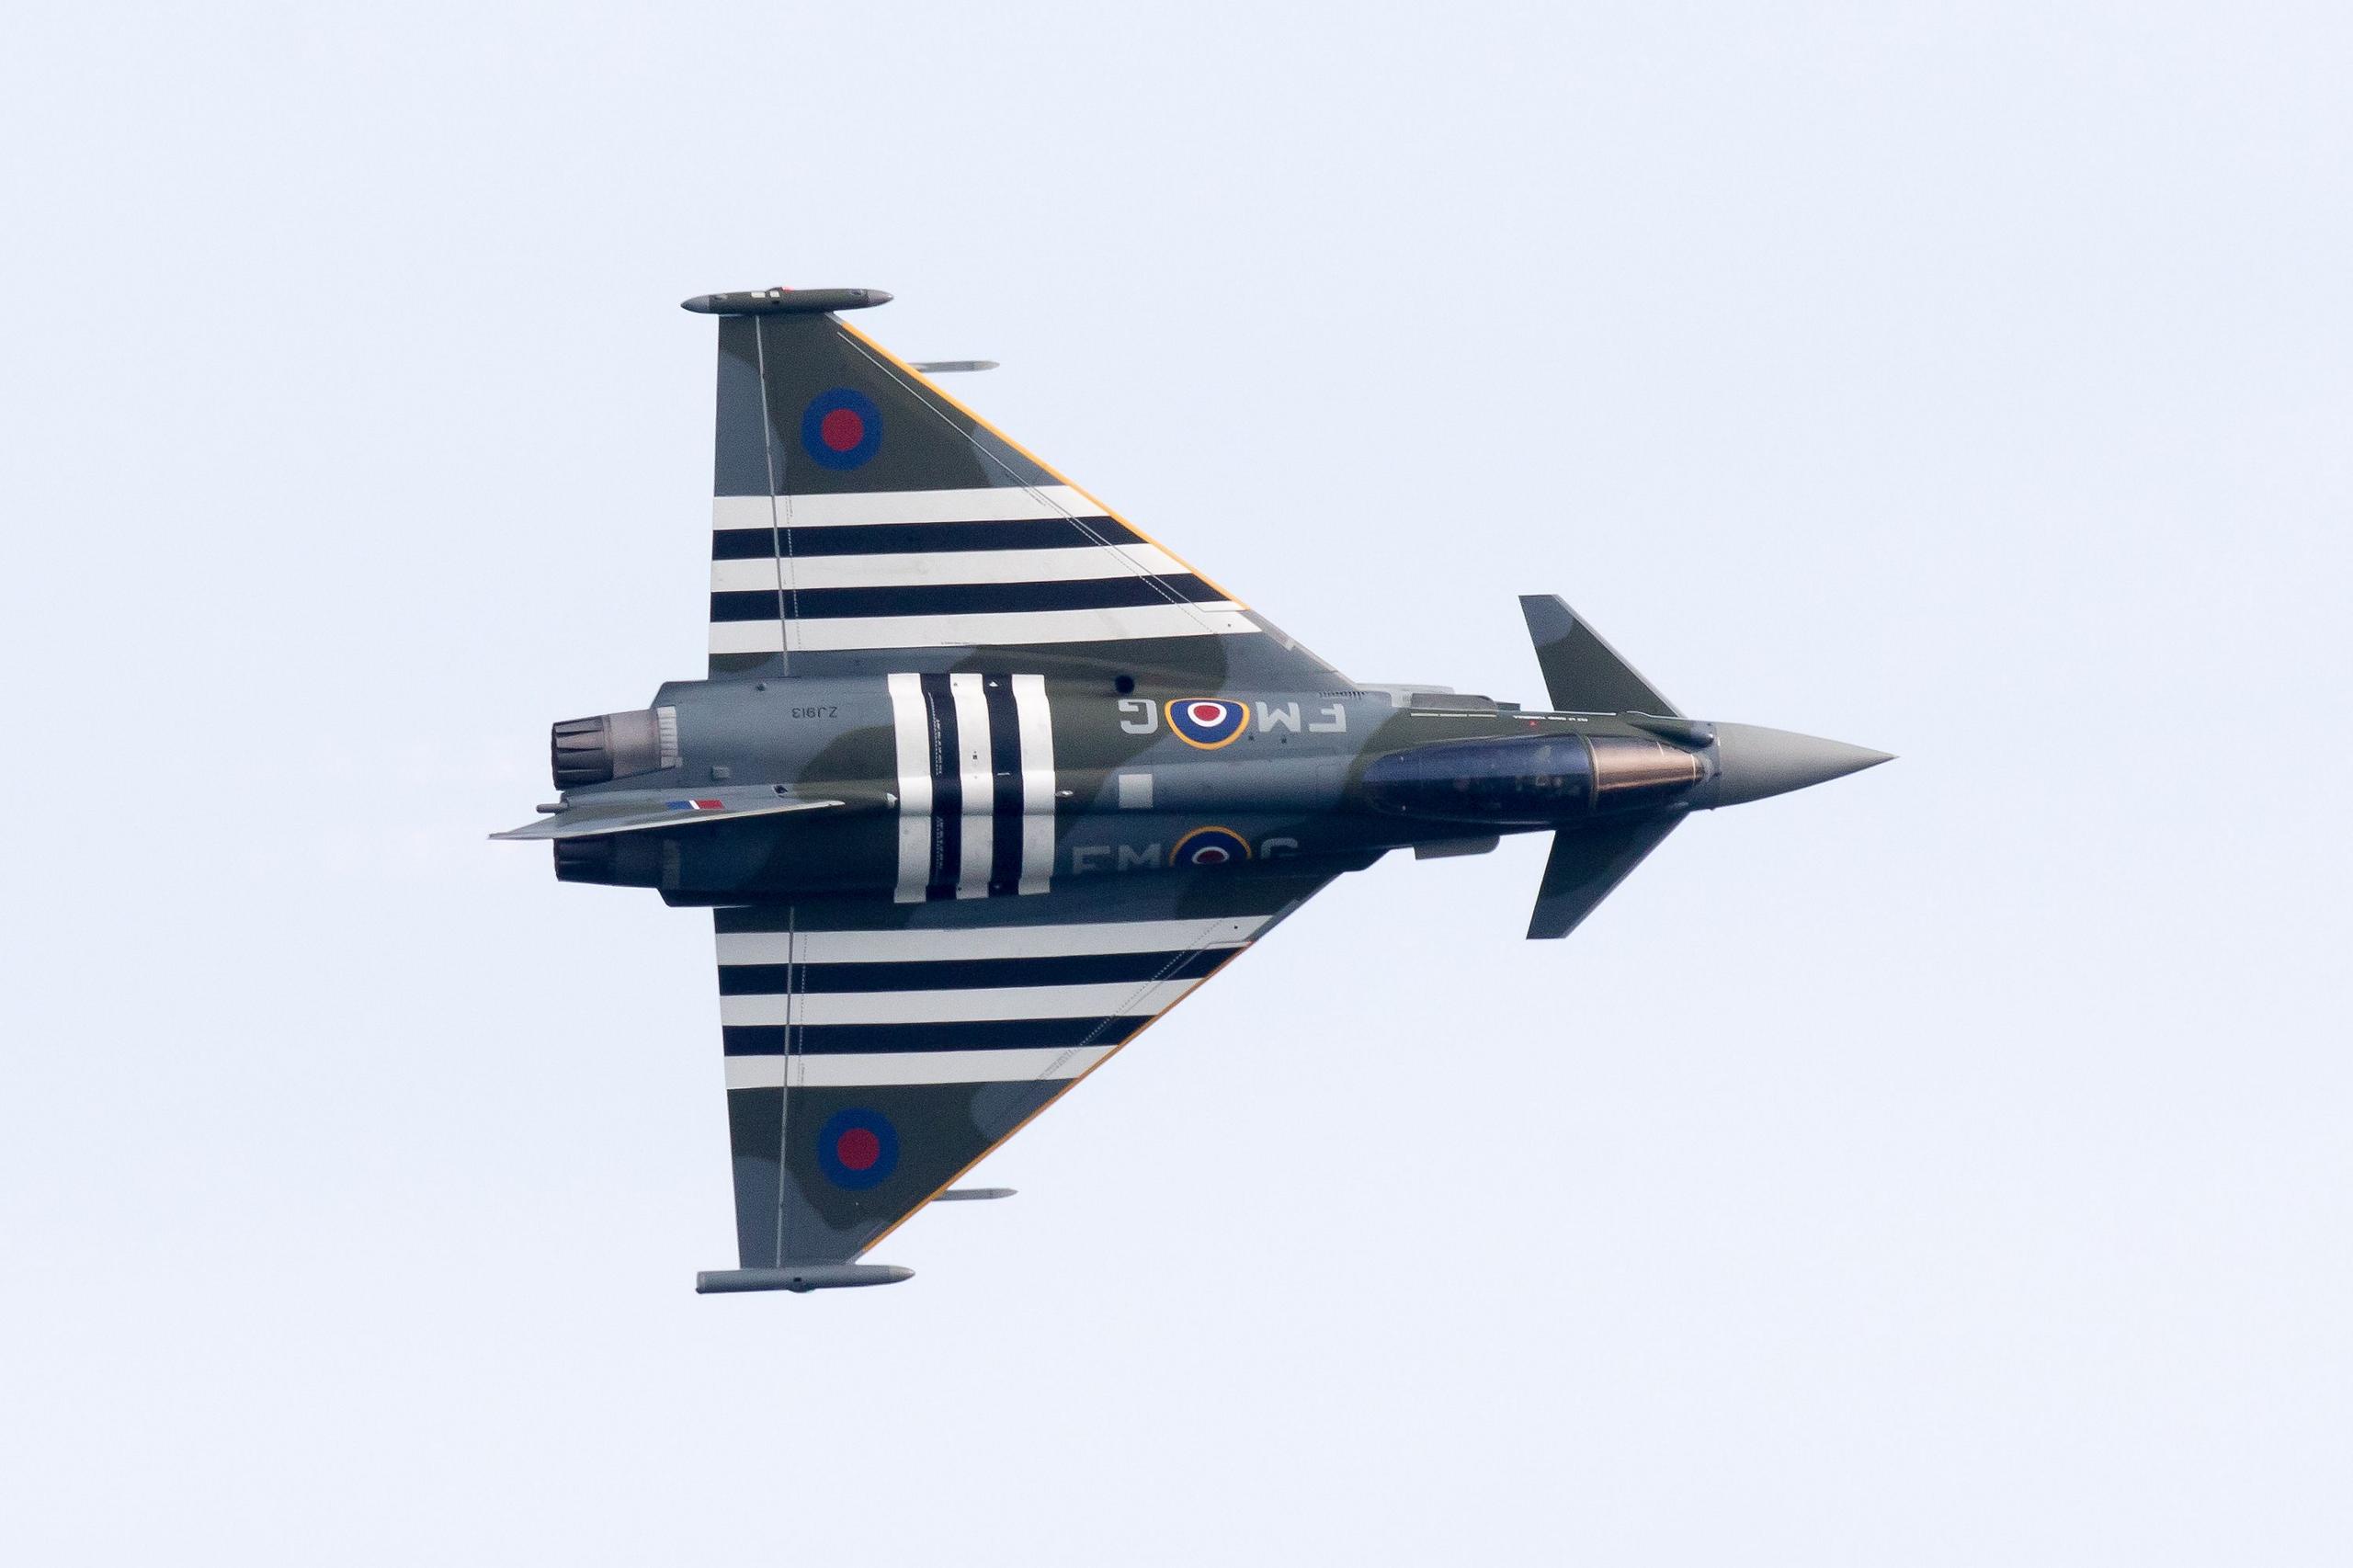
[1704,722,1893,808]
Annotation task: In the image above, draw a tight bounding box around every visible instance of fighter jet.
[496,286,1891,1293]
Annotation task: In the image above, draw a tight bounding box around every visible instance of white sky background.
[2,3,2347,1562]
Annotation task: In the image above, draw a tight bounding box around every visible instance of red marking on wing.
[819,408,865,452]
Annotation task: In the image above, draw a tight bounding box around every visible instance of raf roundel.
[815,1106,900,1190]
[1165,697,1249,749]
[1171,824,1253,868]
[800,386,882,471]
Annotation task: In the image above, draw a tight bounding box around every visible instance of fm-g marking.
[1117,697,1349,737]
[495,285,1893,1295]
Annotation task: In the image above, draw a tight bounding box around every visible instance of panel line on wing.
[748,321,790,648]
[772,903,797,1262]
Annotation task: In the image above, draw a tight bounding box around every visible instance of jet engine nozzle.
[550,706,679,789]
[1699,722,1892,808]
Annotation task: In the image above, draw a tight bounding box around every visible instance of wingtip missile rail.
[681,286,892,316]
[696,1266,915,1294]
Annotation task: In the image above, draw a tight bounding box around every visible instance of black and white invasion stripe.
[714,915,1270,1087]
[886,671,1058,903]
[708,485,1261,655]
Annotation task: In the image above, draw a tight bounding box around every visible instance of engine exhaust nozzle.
[549,706,678,790]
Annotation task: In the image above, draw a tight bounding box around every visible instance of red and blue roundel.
[1171,825,1252,868]
[801,387,882,471]
[815,1107,899,1189]
[1165,697,1249,749]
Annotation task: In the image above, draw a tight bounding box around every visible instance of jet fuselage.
[545,674,1755,904]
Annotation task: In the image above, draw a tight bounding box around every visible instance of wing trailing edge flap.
[489,790,842,842]
[1527,815,1682,940]
[1518,595,1680,717]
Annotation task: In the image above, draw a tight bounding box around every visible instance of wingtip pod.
[681,287,892,316]
[696,1265,914,1294]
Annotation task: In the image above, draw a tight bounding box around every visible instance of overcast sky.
[3,3,2347,1562]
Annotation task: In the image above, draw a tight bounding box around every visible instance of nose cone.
[1706,722,1893,808]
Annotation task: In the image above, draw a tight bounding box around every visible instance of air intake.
[549,707,679,789]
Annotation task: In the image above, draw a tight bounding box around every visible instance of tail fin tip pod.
[1518,595,1680,718]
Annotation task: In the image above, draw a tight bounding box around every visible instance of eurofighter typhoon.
[496,287,1891,1294]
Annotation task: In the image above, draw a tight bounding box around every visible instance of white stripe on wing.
[724,1043,1117,1089]
[714,915,1267,966]
[712,486,1100,531]
[711,603,1256,654]
[719,978,1204,1028]
[722,543,1188,592]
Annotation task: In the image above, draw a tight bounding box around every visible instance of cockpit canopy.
[1363,733,1704,824]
